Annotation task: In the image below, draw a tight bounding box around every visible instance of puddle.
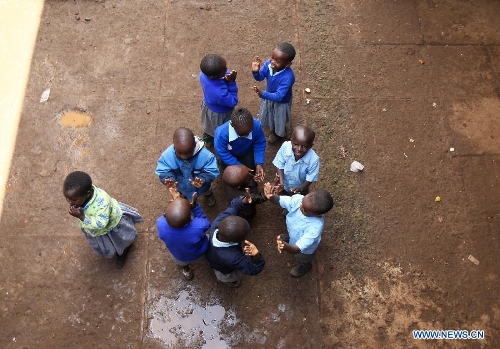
[149,289,234,348]
[58,110,93,127]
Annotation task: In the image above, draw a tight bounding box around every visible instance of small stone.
[85,18,91,21]
[304,88,311,93]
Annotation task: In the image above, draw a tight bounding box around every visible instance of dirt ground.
[1,0,500,348]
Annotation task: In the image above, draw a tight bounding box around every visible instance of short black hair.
[308,189,334,215]
[218,215,250,242]
[230,108,253,128]
[63,171,92,194]
[165,198,191,228]
[200,54,226,77]
[276,42,296,62]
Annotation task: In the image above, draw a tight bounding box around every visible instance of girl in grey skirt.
[199,54,238,147]
[63,171,143,268]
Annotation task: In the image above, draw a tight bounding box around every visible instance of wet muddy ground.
[1,1,500,348]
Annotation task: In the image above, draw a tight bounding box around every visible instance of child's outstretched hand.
[168,187,181,201]
[164,179,178,188]
[254,165,265,182]
[272,173,281,186]
[263,182,274,199]
[242,187,252,204]
[252,85,263,98]
[243,240,259,257]
[190,192,198,208]
[276,235,284,254]
[224,70,237,82]
[189,177,203,188]
[252,56,261,72]
[68,205,85,221]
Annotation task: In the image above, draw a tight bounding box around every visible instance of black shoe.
[115,246,131,269]
[204,189,216,207]
[290,263,312,277]
[229,280,241,288]
[181,265,194,281]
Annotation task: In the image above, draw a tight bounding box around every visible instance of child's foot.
[267,132,281,144]
[182,265,194,280]
[228,280,241,288]
[204,188,216,207]
[202,132,214,148]
[115,245,131,269]
[290,263,312,277]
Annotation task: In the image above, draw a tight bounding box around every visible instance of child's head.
[200,54,227,79]
[63,171,93,207]
[222,165,251,188]
[165,197,192,228]
[291,125,315,160]
[270,42,296,72]
[300,189,334,217]
[173,127,196,160]
[230,108,254,138]
[217,215,250,243]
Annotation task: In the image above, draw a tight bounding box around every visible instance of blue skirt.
[83,202,143,258]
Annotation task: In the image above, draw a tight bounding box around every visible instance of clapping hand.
[164,179,178,188]
[243,240,259,257]
[224,70,237,82]
[190,192,198,208]
[189,177,203,188]
[168,187,181,202]
[252,85,262,98]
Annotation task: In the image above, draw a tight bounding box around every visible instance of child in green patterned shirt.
[63,171,143,268]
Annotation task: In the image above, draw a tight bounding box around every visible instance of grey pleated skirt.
[258,99,292,137]
[83,202,143,258]
[200,101,234,137]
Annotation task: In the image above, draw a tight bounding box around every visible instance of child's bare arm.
[276,235,301,254]
[190,192,198,208]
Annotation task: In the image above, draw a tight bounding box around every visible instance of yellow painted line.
[0,0,44,220]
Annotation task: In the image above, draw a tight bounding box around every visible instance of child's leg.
[272,101,292,139]
[170,253,194,280]
[291,251,315,277]
[214,269,242,287]
[199,181,216,207]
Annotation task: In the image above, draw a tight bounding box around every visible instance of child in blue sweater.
[199,54,238,148]
[155,127,219,207]
[206,194,265,288]
[157,188,210,280]
[252,42,296,144]
[214,107,267,182]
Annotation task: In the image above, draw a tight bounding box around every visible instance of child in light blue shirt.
[272,125,319,195]
[264,184,333,277]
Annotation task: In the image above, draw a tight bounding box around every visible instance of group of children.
[62,42,334,288]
